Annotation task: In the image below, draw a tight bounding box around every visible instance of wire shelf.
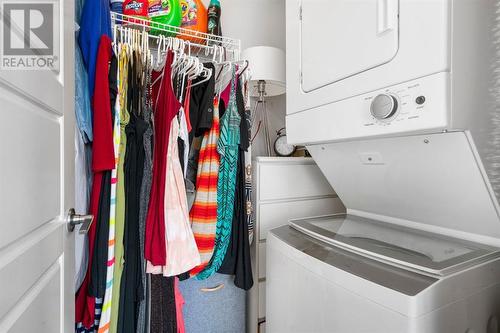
[110,11,241,60]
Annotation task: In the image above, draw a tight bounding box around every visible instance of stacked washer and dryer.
[266,1,500,332]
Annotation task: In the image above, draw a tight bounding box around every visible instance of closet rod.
[111,11,241,59]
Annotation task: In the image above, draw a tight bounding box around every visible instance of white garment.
[146,117,200,276]
[178,107,190,176]
[74,129,90,289]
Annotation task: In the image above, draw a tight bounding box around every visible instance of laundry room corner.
[6,0,500,332]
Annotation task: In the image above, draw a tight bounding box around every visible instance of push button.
[415,96,426,105]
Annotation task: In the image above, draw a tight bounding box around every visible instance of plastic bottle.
[179,0,207,42]
[148,0,182,36]
[207,0,221,37]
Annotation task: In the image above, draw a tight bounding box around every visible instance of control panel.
[361,76,445,129]
[286,72,450,144]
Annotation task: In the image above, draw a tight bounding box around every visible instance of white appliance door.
[300,0,399,93]
[307,132,500,247]
[0,1,76,332]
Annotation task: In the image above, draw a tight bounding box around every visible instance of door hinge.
[299,5,302,20]
[300,71,303,84]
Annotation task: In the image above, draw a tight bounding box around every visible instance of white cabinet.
[247,157,345,333]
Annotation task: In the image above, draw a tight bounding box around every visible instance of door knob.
[67,208,94,234]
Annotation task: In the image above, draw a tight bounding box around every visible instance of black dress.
[189,63,215,143]
[117,112,147,333]
[150,275,177,333]
[117,53,148,333]
[89,170,111,297]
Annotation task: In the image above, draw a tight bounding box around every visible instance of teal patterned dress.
[197,68,241,280]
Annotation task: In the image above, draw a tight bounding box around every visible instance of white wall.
[202,0,285,50]
[203,0,287,156]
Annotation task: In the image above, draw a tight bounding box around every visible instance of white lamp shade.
[242,46,286,97]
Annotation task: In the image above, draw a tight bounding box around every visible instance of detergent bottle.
[123,0,149,25]
[148,0,182,36]
[207,0,221,37]
[179,0,207,42]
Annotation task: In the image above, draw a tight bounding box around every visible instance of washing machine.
[267,0,500,332]
[266,131,500,333]
[267,215,500,333]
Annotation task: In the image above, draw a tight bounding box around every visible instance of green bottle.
[148,0,182,36]
[207,0,221,37]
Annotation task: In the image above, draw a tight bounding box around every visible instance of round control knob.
[370,94,398,120]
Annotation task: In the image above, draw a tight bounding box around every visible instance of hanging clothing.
[109,53,131,333]
[241,78,254,245]
[184,64,216,224]
[147,111,201,277]
[136,61,154,333]
[162,116,200,276]
[183,80,193,133]
[217,149,253,290]
[78,0,112,97]
[189,97,220,276]
[197,70,241,280]
[74,129,91,291]
[76,297,103,333]
[145,274,152,333]
[116,50,147,333]
[117,112,147,333]
[150,275,177,333]
[218,79,253,290]
[89,169,111,298]
[75,11,93,142]
[174,278,186,333]
[145,51,182,267]
[184,137,200,215]
[89,54,118,300]
[74,13,93,284]
[76,23,256,329]
[97,51,123,333]
[178,107,190,176]
[75,35,114,330]
[189,63,215,142]
[89,35,115,170]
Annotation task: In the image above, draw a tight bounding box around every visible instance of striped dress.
[197,71,241,280]
[109,51,131,333]
[189,97,220,276]
[97,46,127,333]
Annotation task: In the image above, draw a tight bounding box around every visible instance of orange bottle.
[179,0,207,42]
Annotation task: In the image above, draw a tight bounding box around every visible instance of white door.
[0,0,76,332]
[300,0,399,93]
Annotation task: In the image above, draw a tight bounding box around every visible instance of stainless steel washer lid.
[290,214,500,277]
